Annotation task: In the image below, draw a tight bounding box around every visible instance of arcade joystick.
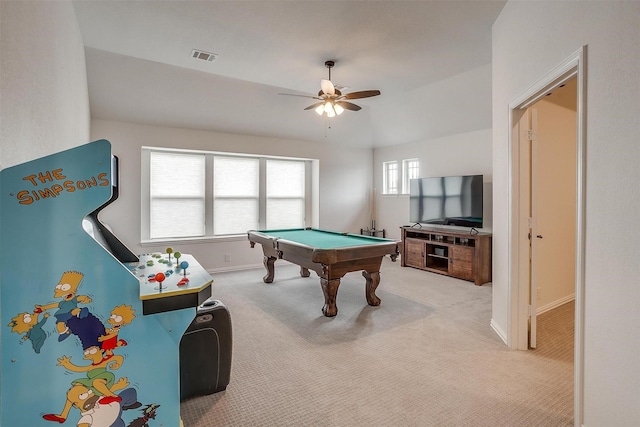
[166,247,173,262]
[177,261,190,286]
[174,251,182,268]
[155,272,166,291]
[180,261,189,277]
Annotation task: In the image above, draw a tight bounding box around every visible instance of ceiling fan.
[280,60,381,117]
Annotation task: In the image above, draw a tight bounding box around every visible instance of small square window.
[383,161,398,195]
[402,159,420,194]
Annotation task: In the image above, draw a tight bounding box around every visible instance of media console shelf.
[401,226,492,285]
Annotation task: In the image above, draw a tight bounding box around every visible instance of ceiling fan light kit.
[280,60,381,118]
[316,100,345,117]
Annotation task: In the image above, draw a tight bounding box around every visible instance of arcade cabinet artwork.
[0,140,214,426]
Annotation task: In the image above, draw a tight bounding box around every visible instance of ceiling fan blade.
[279,93,322,100]
[343,90,381,100]
[336,101,361,111]
[321,79,335,96]
[304,101,325,111]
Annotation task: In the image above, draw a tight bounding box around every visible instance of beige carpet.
[181,258,573,426]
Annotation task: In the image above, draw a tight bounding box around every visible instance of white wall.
[493,1,640,424]
[90,119,373,272]
[373,128,493,241]
[370,63,493,145]
[0,0,90,168]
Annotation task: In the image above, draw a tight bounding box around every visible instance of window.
[266,159,306,229]
[402,158,420,194]
[213,156,259,235]
[149,151,205,239]
[382,161,398,195]
[143,147,312,241]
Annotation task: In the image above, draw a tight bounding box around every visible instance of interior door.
[529,108,539,348]
[516,108,536,348]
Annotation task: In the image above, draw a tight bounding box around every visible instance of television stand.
[400,226,492,285]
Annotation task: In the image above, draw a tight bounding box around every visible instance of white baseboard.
[207,263,263,274]
[536,294,575,315]
[207,259,305,275]
[490,318,508,345]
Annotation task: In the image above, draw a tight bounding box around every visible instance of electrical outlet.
[224,254,230,262]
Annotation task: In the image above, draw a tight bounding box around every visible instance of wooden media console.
[400,226,492,285]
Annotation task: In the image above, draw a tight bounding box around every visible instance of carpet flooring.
[180,258,574,426]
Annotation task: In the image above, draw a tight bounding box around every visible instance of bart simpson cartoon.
[35,271,92,342]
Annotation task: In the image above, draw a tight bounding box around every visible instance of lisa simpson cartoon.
[99,304,135,356]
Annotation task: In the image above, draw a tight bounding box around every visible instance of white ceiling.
[72,1,505,148]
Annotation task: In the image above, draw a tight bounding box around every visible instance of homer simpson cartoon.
[43,377,140,426]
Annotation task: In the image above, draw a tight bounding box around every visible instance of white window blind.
[213,157,260,235]
[266,159,305,229]
[150,151,205,239]
[144,147,312,241]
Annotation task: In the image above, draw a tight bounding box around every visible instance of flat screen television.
[409,174,483,228]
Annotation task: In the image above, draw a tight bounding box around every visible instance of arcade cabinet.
[0,140,223,426]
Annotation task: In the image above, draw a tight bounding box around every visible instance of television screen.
[409,175,483,228]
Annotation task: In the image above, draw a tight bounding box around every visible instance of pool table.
[247,228,399,317]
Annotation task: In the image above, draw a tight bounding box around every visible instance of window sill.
[140,234,247,246]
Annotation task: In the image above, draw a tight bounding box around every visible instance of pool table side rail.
[247,230,399,265]
[250,228,392,245]
[247,229,280,250]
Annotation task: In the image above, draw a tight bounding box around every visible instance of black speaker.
[179,299,232,401]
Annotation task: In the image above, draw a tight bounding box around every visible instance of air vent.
[191,49,218,62]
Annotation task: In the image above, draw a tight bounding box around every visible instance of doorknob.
[536,235,543,239]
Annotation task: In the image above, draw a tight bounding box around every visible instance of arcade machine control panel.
[129,248,213,315]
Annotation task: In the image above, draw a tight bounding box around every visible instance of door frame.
[507,46,587,426]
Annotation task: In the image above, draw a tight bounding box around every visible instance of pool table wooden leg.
[320,278,340,317]
[363,271,381,306]
[263,256,276,283]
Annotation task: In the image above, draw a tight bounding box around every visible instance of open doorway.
[508,46,587,426]
[526,77,577,349]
